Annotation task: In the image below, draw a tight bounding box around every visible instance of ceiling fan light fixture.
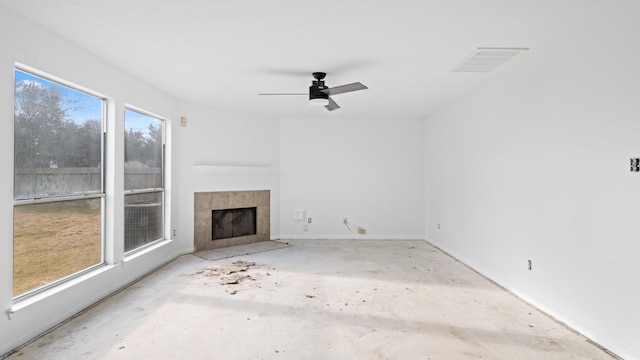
[309,97,329,106]
[309,83,329,106]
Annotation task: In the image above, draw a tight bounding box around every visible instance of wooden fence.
[14,167,161,198]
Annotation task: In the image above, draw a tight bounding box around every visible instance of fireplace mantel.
[194,165,273,175]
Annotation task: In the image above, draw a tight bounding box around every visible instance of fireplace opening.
[212,207,257,240]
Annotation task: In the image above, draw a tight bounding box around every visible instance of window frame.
[12,65,107,301]
[123,106,167,255]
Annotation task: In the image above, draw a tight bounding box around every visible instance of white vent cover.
[452,47,529,72]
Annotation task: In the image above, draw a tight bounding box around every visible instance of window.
[13,68,104,298]
[124,108,165,252]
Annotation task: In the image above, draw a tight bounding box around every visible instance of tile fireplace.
[194,190,269,251]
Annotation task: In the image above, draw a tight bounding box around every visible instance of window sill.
[123,238,173,263]
[9,264,116,318]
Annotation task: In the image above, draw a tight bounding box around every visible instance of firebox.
[212,207,257,240]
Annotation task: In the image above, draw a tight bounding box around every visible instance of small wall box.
[294,209,306,221]
[631,158,640,172]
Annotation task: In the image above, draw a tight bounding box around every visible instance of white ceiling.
[0,0,610,119]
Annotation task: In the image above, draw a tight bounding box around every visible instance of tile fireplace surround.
[194,190,270,251]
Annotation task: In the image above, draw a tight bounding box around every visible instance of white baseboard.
[278,234,425,241]
[179,246,195,255]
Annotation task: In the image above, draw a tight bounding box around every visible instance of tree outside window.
[124,109,165,252]
[13,69,104,298]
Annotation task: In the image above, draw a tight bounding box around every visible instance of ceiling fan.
[259,72,368,111]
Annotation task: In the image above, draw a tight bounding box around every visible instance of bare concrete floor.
[8,240,616,360]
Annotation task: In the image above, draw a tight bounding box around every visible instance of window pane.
[125,192,164,252]
[13,199,102,297]
[124,109,163,190]
[14,70,102,199]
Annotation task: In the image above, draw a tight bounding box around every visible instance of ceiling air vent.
[452,47,529,73]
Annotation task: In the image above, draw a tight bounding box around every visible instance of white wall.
[0,6,185,355]
[177,102,281,245]
[424,2,640,359]
[176,108,425,242]
[5,0,637,357]
[280,117,424,239]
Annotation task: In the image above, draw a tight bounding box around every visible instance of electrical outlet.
[308,218,312,223]
[343,217,348,224]
[357,227,366,234]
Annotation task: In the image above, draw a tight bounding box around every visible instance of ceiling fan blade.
[258,68,315,77]
[322,82,368,96]
[258,93,307,96]
[325,97,340,111]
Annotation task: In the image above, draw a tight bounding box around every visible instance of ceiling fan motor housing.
[309,81,329,102]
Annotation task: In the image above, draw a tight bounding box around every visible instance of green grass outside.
[13,200,102,297]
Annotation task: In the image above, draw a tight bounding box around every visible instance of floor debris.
[220,273,252,284]
[201,260,258,285]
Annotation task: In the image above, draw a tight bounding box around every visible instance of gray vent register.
[452,47,529,73]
